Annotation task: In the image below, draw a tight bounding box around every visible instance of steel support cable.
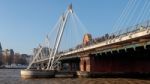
[117,0,137,35]
[147,1,150,21]
[72,13,81,47]
[70,15,75,49]
[68,14,72,50]
[71,13,79,48]
[69,15,77,46]
[71,12,87,48]
[124,0,141,31]
[141,0,150,22]
[124,0,142,32]
[123,0,137,34]
[139,0,150,28]
[114,0,136,35]
[59,21,66,51]
[138,0,150,24]
[144,1,150,27]
[71,13,80,48]
[122,0,137,31]
[58,11,86,53]
[62,16,70,51]
[53,17,64,51]
[134,0,149,26]
[73,11,88,48]
[74,12,88,36]
[49,16,63,49]
[144,1,150,22]
[116,0,135,35]
[48,16,62,40]
[72,14,81,45]
[112,0,133,34]
[113,0,135,35]
[73,12,88,33]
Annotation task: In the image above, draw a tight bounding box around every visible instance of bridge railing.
[92,20,150,45]
[114,20,150,36]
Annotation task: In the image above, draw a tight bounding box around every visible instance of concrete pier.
[21,69,55,79]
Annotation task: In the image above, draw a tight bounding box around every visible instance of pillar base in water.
[21,69,55,79]
[77,71,90,78]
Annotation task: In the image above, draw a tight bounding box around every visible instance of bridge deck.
[34,27,150,63]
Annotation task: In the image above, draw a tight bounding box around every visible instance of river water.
[0,69,150,84]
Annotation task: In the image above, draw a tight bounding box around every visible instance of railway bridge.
[24,3,150,78]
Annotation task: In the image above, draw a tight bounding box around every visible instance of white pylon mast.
[46,16,63,70]
[27,4,73,70]
[47,4,73,70]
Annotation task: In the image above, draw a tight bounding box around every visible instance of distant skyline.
[0,0,128,54]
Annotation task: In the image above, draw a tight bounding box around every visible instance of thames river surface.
[0,69,150,84]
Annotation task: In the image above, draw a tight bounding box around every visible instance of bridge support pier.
[80,55,91,72]
[77,54,93,77]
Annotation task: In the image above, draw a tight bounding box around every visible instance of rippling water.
[0,69,150,84]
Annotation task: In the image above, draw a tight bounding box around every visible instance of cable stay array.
[112,0,150,36]
[27,4,88,70]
